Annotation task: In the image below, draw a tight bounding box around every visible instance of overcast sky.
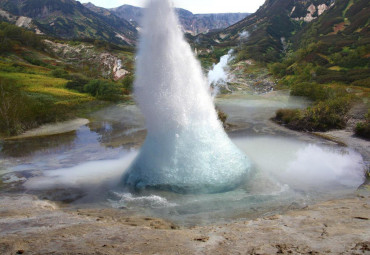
[78,0,265,14]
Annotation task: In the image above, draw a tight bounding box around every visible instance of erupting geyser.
[122,0,251,193]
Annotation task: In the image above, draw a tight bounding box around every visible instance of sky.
[78,0,265,14]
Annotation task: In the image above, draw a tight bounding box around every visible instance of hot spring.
[0,0,367,226]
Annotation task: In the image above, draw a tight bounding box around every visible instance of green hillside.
[193,0,369,137]
[268,0,370,136]
[0,22,134,136]
[195,0,334,62]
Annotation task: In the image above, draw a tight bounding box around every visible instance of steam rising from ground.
[233,137,365,191]
[24,151,138,190]
[239,31,250,41]
[208,49,234,96]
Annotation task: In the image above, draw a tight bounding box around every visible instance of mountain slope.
[109,4,249,35]
[266,0,369,133]
[0,0,138,45]
[200,0,335,62]
[273,0,370,86]
[0,22,135,135]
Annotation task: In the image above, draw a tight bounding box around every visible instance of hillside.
[191,0,369,136]
[273,0,370,87]
[0,22,135,136]
[195,0,334,62]
[265,0,369,135]
[109,4,249,35]
[0,0,137,45]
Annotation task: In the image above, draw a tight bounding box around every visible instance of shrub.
[0,22,44,54]
[290,82,331,101]
[274,96,353,132]
[355,122,370,140]
[23,55,49,67]
[121,75,134,95]
[0,78,25,135]
[84,79,121,102]
[66,74,89,92]
[275,109,301,123]
[269,62,287,78]
[302,97,352,131]
[0,78,69,135]
[354,110,370,140]
[50,68,69,79]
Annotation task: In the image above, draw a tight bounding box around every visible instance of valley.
[0,0,369,254]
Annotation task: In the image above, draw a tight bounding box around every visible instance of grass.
[0,67,94,136]
[0,71,92,101]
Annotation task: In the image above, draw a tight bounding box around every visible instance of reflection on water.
[1,132,77,158]
[0,92,365,226]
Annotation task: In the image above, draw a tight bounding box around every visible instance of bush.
[0,22,44,54]
[50,68,69,79]
[275,109,301,123]
[302,97,352,131]
[290,82,331,101]
[0,78,25,135]
[23,55,49,67]
[121,75,134,95]
[354,110,370,140]
[65,74,89,92]
[0,78,70,135]
[84,79,121,102]
[355,122,370,140]
[269,62,287,78]
[274,96,353,132]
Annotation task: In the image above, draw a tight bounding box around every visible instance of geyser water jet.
[122,0,251,193]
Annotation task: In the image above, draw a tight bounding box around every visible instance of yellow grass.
[0,71,93,101]
[329,66,342,71]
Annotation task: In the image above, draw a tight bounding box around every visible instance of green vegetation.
[84,79,122,102]
[274,90,353,131]
[354,110,370,139]
[0,22,44,53]
[0,77,77,135]
[121,74,134,95]
[0,23,132,136]
[267,0,370,133]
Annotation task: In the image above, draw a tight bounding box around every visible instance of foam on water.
[109,192,177,208]
[122,0,251,193]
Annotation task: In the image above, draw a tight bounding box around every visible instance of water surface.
[0,91,365,226]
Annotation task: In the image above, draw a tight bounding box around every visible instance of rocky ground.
[0,191,369,255]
